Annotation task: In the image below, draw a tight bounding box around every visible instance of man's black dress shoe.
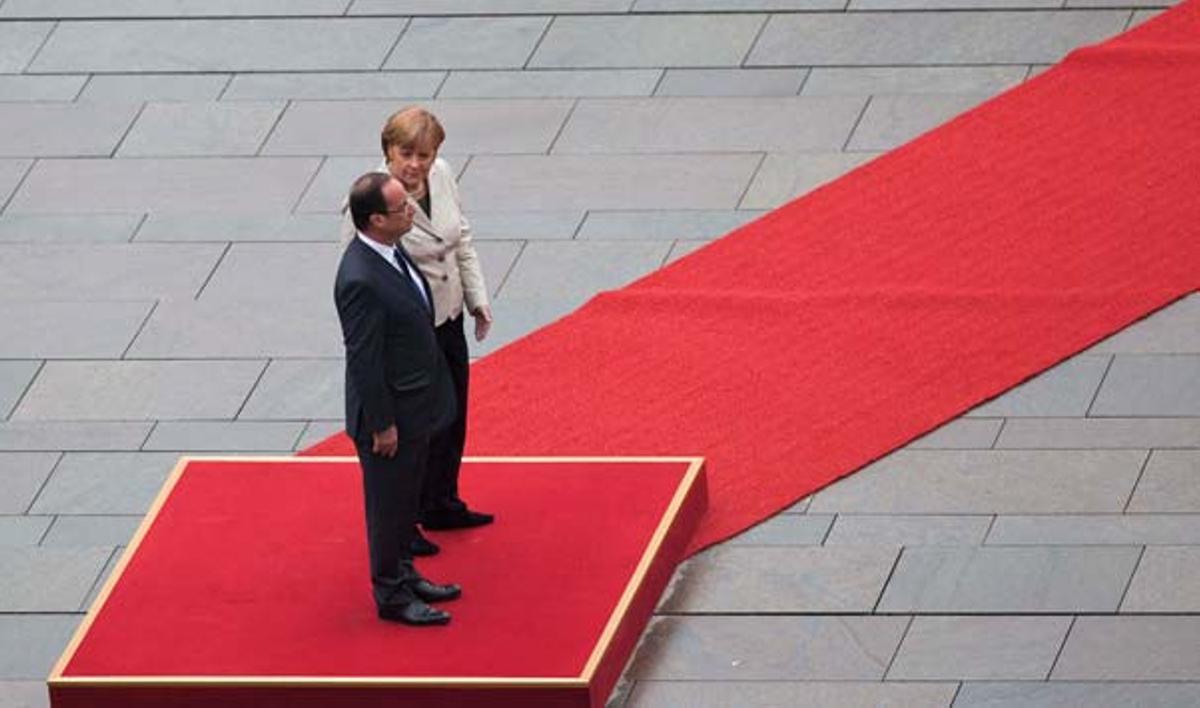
[377,600,450,626]
[410,529,440,557]
[412,579,462,603]
[421,508,494,530]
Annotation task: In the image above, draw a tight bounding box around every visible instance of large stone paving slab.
[0,302,153,358]
[747,11,1128,65]
[0,21,52,72]
[40,515,142,548]
[801,65,1026,95]
[625,681,956,708]
[0,214,144,244]
[223,71,444,101]
[1090,354,1200,417]
[384,16,550,70]
[655,68,808,97]
[196,242,342,303]
[956,682,1200,707]
[460,154,761,210]
[996,418,1200,449]
[0,244,223,299]
[530,14,765,68]
[809,450,1145,514]
[554,97,866,153]
[28,19,407,73]
[0,75,86,101]
[135,212,342,243]
[0,516,50,546]
[627,616,910,680]
[0,422,152,452]
[1053,617,1200,680]
[989,515,1200,546]
[0,547,111,611]
[439,69,660,99]
[905,418,1003,448]
[1128,451,1200,512]
[7,157,322,214]
[878,546,1140,612]
[0,103,140,158]
[0,615,81,680]
[117,101,286,157]
[237,359,343,420]
[77,73,231,101]
[887,616,1071,680]
[126,299,344,358]
[825,514,991,545]
[0,452,60,514]
[143,421,305,451]
[28,452,183,515]
[13,360,266,421]
[724,513,834,545]
[264,99,572,155]
[349,0,632,12]
[0,0,353,17]
[660,545,897,612]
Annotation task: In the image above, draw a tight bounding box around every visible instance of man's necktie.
[394,247,431,312]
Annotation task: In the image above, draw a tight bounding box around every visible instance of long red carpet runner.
[306,2,1200,555]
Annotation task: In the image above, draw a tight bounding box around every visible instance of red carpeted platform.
[304,2,1200,554]
[49,456,706,708]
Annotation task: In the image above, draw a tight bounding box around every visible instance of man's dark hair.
[348,172,393,232]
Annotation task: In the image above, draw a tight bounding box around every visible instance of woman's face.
[387,139,438,191]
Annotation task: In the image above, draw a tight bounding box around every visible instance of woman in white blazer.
[341,107,495,552]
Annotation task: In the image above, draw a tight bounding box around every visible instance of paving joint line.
[795,66,814,96]
[139,420,160,451]
[216,72,237,101]
[735,151,768,210]
[1044,614,1077,681]
[818,513,837,545]
[254,99,291,156]
[19,19,57,73]
[544,96,579,155]
[522,15,555,70]
[120,299,159,360]
[0,157,37,215]
[738,13,772,68]
[71,72,93,101]
[377,17,412,71]
[880,614,915,680]
[107,100,148,158]
[4,359,46,421]
[126,211,150,243]
[22,450,64,515]
[431,69,451,99]
[648,67,667,97]
[871,545,904,613]
[289,154,328,215]
[491,239,527,298]
[1084,354,1116,417]
[36,514,58,545]
[78,545,123,612]
[1122,448,1154,513]
[989,417,1007,448]
[193,241,232,300]
[1115,544,1148,612]
[231,359,273,421]
[842,94,872,152]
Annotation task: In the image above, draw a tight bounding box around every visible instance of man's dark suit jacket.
[334,236,455,443]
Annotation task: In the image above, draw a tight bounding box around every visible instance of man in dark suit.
[335,172,462,626]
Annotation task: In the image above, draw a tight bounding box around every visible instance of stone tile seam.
[253,99,291,156]
[1121,449,1154,513]
[0,158,35,214]
[3,359,44,421]
[736,13,772,68]
[125,211,150,242]
[1114,544,1147,613]
[214,72,237,102]
[429,68,452,99]
[880,615,916,681]
[734,151,768,210]
[77,545,121,612]
[521,15,556,71]
[989,418,1006,449]
[119,300,159,360]
[232,359,276,421]
[872,545,905,613]
[842,94,873,151]
[136,419,160,452]
[376,16,412,71]
[191,241,232,300]
[20,450,63,515]
[289,154,328,214]
[1083,353,1116,418]
[1044,615,1077,680]
[105,100,148,158]
[491,239,529,297]
[15,18,56,74]
[544,96,579,154]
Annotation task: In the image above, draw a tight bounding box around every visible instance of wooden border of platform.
[48,455,706,705]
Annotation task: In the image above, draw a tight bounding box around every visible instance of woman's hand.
[471,304,493,342]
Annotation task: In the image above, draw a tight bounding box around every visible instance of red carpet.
[305,2,1200,555]
[51,457,706,708]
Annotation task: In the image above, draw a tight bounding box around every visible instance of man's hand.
[372,425,398,457]
[471,304,493,342]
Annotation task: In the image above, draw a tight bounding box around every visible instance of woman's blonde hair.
[380,106,445,156]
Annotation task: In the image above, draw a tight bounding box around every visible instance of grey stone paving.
[0,3,1191,707]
